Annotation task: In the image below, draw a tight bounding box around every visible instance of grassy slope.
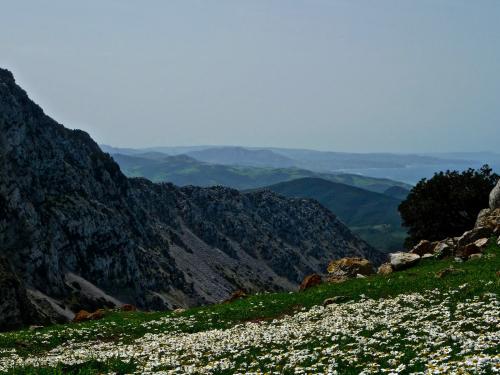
[1,240,498,374]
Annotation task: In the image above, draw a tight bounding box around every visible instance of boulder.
[326,275,349,284]
[469,253,483,260]
[474,238,489,249]
[89,309,105,320]
[299,274,322,291]
[327,257,374,278]
[422,253,434,259]
[72,309,105,323]
[410,240,434,256]
[475,208,500,230]
[73,310,91,323]
[490,180,500,210]
[457,227,493,248]
[121,304,137,312]
[433,242,454,259]
[377,263,393,275]
[225,289,248,302]
[457,243,481,259]
[323,296,349,306]
[389,252,420,271]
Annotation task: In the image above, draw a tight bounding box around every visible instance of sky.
[1,1,499,153]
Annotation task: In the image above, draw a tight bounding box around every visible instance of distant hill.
[186,147,296,168]
[384,186,411,200]
[259,178,407,252]
[102,145,495,185]
[110,152,411,193]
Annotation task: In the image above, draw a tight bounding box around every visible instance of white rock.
[474,238,489,248]
[469,253,483,260]
[389,252,420,271]
[490,180,500,210]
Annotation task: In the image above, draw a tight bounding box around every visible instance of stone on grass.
[323,296,349,306]
[225,290,248,302]
[457,227,493,248]
[410,240,434,256]
[389,252,420,271]
[474,238,489,249]
[457,243,481,259]
[299,274,322,291]
[327,257,374,278]
[377,263,393,275]
[72,309,105,323]
[121,304,137,312]
[433,242,454,259]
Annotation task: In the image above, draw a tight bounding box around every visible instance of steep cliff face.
[0,68,383,327]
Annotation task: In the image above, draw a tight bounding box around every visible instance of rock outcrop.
[0,68,384,328]
[490,180,500,210]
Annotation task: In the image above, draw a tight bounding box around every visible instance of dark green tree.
[399,165,498,248]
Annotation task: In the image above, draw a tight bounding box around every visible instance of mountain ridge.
[108,151,411,193]
[0,68,383,329]
[255,177,406,251]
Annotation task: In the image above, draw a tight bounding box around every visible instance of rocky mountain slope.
[0,68,383,330]
[259,177,406,251]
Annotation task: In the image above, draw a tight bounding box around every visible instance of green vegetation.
[400,165,499,247]
[4,359,137,375]
[112,153,411,193]
[1,239,498,375]
[262,178,407,251]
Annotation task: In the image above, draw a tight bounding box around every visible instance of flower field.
[1,241,499,374]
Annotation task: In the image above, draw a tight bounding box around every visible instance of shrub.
[399,165,498,248]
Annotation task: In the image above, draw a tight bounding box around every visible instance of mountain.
[111,155,409,251]
[109,151,411,193]
[259,178,407,252]
[0,68,383,329]
[102,144,487,185]
[383,186,411,200]
[186,147,296,168]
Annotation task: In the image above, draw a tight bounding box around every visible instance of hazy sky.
[1,1,499,152]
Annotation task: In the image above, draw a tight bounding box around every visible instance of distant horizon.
[101,143,500,157]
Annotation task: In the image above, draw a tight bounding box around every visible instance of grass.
[4,359,137,375]
[1,239,498,374]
